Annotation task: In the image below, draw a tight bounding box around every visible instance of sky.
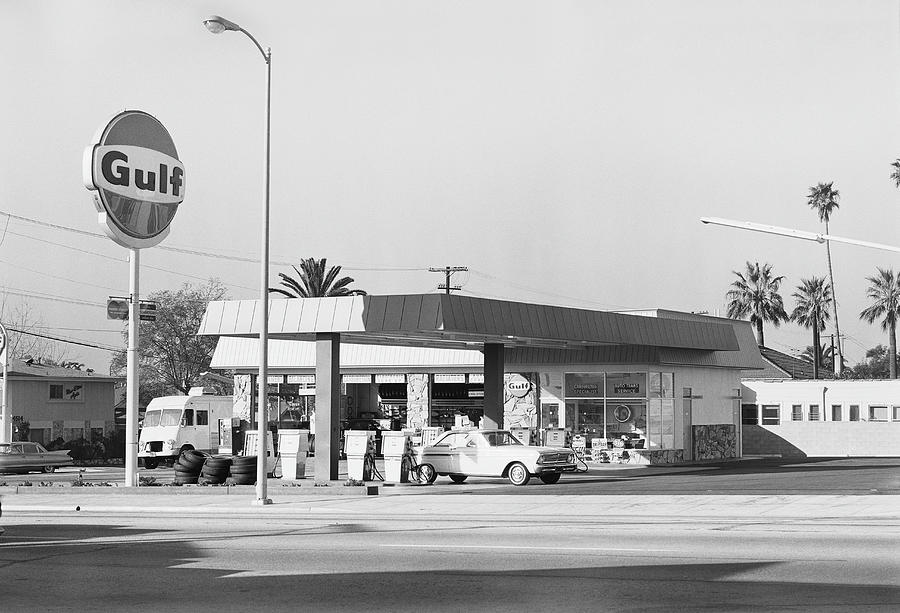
[1,0,900,373]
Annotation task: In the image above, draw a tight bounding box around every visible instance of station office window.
[741,404,758,425]
[831,405,842,422]
[761,405,780,425]
[791,405,803,421]
[868,406,888,422]
[808,404,820,421]
[849,405,860,421]
[893,406,900,422]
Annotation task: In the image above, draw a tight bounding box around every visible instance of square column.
[315,333,340,480]
[483,343,504,429]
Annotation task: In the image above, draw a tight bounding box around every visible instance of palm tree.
[890,159,900,188]
[791,277,832,380]
[859,267,900,379]
[807,182,843,374]
[269,258,367,298]
[725,261,789,347]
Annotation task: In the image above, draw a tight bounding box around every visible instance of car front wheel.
[539,472,561,484]
[449,474,467,484]
[507,462,531,486]
[416,463,438,484]
[42,465,56,474]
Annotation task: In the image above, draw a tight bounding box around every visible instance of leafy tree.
[807,181,843,373]
[845,344,899,380]
[725,261,789,346]
[270,257,367,298]
[791,277,832,379]
[110,279,229,405]
[859,267,900,379]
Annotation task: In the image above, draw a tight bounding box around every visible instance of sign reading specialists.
[83,110,185,249]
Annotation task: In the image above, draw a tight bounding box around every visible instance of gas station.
[198,293,764,481]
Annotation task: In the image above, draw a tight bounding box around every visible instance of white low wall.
[743,422,900,457]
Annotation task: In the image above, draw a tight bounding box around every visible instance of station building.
[200,294,764,477]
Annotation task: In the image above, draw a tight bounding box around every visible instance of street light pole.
[204,15,272,505]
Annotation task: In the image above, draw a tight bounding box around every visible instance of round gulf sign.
[505,374,531,399]
[83,110,185,249]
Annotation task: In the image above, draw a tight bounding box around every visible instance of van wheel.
[143,458,159,470]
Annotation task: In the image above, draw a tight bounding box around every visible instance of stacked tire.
[199,454,233,485]
[173,449,207,485]
[229,455,258,485]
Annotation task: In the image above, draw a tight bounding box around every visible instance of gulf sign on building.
[83,110,185,249]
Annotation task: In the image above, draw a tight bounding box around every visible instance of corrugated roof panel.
[400,295,422,330]
[383,296,405,330]
[297,299,319,332]
[347,296,366,331]
[461,296,479,332]
[488,300,504,336]
[364,296,387,331]
[282,299,304,334]
[314,297,339,332]
[201,301,224,335]
[332,296,354,332]
[233,300,255,335]
[419,295,441,330]
[269,299,288,333]
[524,304,541,338]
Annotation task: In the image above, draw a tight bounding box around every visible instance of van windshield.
[143,410,161,427]
[160,409,183,427]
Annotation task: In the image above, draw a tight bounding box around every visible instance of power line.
[6,326,120,352]
[428,266,467,294]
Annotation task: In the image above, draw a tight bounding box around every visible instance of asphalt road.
[2,507,898,612]
[5,457,899,494]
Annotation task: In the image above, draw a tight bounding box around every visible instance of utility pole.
[428,266,467,294]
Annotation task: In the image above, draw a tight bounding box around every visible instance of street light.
[204,14,272,505]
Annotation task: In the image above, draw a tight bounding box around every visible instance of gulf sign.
[84,110,184,249]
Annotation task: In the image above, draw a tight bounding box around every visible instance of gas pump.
[344,430,375,481]
[381,431,415,483]
[276,429,309,480]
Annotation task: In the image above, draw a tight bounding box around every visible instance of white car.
[415,429,576,486]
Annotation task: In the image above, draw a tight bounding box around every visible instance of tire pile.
[173,449,208,485]
[173,451,260,486]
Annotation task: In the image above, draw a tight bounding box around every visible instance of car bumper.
[536,464,577,474]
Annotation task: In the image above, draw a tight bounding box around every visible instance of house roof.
[6,358,121,382]
[198,294,742,352]
[749,346,817,379]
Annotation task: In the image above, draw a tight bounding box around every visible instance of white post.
[0,322,9,444]
[126,249,140,487]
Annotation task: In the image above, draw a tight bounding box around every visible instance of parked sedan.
[0,442,73,474]
[415,429,576,486]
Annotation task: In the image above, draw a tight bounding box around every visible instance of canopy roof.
[199,294,741,352]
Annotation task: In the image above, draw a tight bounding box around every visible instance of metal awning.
[198,294,740,352]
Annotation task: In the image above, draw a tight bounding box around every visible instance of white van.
[138,387,233,469]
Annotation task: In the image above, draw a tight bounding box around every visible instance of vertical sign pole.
[126,249,140,487]
[0,322,9,444]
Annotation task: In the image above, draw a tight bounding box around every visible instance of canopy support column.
[315,333,340,480]
[483,342,504,429]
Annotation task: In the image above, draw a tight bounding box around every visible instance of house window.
[49,383,83,402]
[741,404,758,425]
[761,405,780,425]
[792,405,803,421]
[49,384,64,400]
[893,406,900,422]
[869,406,888,422]
[831,405,842,422]
[808,404,820,421]
[849,405,860,421]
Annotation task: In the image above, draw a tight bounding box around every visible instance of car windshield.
[160,409,183,427]
[483,431,523,447]
[143,410,161,427]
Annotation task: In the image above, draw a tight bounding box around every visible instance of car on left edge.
[0,442,74,474]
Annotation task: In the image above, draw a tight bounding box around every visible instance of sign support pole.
[0,322,9,444]
[126,249,140,487]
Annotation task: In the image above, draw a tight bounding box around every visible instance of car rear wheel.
[507,462,531,486]
[42,465,56,473]
[449,474,467,484]
[416,463,438,484]
[539,472,561,484]
[143,458,160,470]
